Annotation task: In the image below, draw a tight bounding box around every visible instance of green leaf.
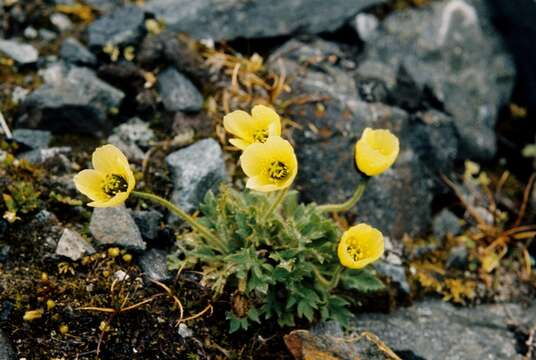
[341,268,385,292]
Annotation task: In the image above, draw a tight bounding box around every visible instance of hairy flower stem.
[132,191,227,253]
[313,266,343,290]
[262,188,288,221]
[317,178,369,213]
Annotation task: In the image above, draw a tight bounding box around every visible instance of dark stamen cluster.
[102,174,128,196]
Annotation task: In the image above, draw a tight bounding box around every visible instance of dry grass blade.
[514,173,536,226]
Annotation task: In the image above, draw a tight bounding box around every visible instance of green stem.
[317,178,369,213]
[262,188,288,221]
[313,267,331,288]
[328,266,344,290]
[132,191,227,253]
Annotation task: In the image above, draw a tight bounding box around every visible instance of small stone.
[107,134,145,162]
[166,139,227,214]
[0,39,38,64]
[112,117,154,148]
[433,209,462,240]
[138,249,171,281]
[157,67,203,113]
[446,245,469,270]
[87,5,145,48]
[38,29,57,41]
[0,330,15,360]
[113,270,130,282]
[50,13,73,32]
[0,244,10,263]
[23,27,38,39]
[89,205,146,251]
[19,146,71,165]
[55,228,96,261]
[17,66,124,135]
[131,209,163,240]
[12,128,51,150]
[354,13,379,41]
[60,37,97,66]
[374,260,410,296]
[177,323,193,338]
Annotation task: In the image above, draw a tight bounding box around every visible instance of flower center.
[252,128,269,143]
[102,174,128,197]
[267,161,289,181]
[346,239,365,262]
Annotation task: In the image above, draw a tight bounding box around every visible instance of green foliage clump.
[169,185,384,331]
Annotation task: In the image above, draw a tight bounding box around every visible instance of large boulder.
[356,0,515,160]
[143,0,384,40]
[17,66,124,135]
[311,299,534,359]
[267,38,458,239]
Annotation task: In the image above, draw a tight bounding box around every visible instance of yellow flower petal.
[229,138,252,150]
[74,144,135,207]
[223,110,254,141]
[240,136,297,192]
[92,144,130,175]
[223,106,282,149]
[355,128,399,176]
[251,104,281,136]
[88,192,129,208]
[73,169,107,202]
[337,223,384,269]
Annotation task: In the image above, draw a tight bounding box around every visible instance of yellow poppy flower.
[337,223,384,269]
[223,104,281,150]
[240,136,298,192]
[355,128,399,176]
[73,144,135,208]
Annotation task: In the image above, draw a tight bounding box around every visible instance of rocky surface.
[433,209,462,240]
[131,209,163,241]
[0,39,38,64]
[86,5,145,48]
[267,38,450,239]
[55,228,96,261]
[19,146,71,165]
[12,129,51,150]
[138,248,172,281]
[143,0,384,40]
[157,67,203,113]
[60,37,97,66]
[356,0,515,160]
[89,206,146,251]
[17,66,124,135]
[311,299,536,360]
[166,139,227,214]
[107,118,154,162]
[0,330,15,360]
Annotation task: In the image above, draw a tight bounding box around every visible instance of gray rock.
[107,118,155,162]
[38,29,57,41]
[60,37,97,66]
[446,245,469,270]
[356,0,515,159]
[0,39,38,64]
[131,209,163,240]
[138,248,172,281]
[0,330,15,360]
[433,209,462,239]
[318,299,526,359]
[112,117,154,148]
[166,139,227,214]
[19,146,71,165]
[143,0,384,40]
[12,128,51,150]
[0,244,9,263]
[354,13,379,41]
[55,228,96,261]
[157,67,203,113]
[374,261,410,295]
[50,13,73,32]
[87,5,145,48]
[267,38,440,239]
[89,205,146,251]
[17,66,124,135]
